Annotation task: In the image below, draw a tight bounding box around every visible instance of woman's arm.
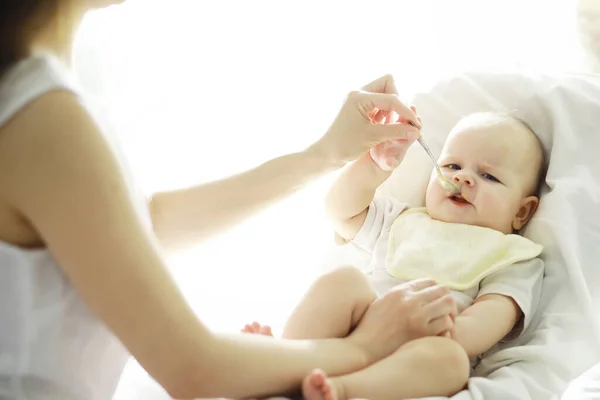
[149,75,421,251]
[0,91,441,399]
[0,92,369,398]
[149,149,337,251]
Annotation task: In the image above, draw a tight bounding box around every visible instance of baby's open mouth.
[450,194,470,204]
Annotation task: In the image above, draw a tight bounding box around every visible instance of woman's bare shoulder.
[0,90,94,246]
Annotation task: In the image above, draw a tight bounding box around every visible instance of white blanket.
[562,362,600,399]
[364,69,600,399]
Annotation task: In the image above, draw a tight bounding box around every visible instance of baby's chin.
[427,204,480,227]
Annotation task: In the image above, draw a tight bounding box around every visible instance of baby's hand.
[438,309,457,339]
[241,321,273,336]
[369,139,411,171]
[369,106,421,171]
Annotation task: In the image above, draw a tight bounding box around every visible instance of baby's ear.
[512,196,539,231]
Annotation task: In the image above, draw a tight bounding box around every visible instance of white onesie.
[351,196,545,341]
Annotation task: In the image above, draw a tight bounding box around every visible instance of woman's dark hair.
[0,0,66,74]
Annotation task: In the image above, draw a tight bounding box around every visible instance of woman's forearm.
[149,148,339,251]
[174,332,369,399]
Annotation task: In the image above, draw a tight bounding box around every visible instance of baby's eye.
[444,164,461,170]
[482,173,500,183]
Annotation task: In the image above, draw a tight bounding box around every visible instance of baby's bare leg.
[282,266,377,339]
[302,337,470,400]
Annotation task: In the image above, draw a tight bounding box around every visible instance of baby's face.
[425,118,541,234]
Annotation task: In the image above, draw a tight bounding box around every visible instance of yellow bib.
[386,208,543,290]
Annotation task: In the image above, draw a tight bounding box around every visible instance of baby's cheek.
[480,194,512,226]
[424,181,434,201]
[425,183,443,209]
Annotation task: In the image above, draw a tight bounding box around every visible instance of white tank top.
[0,55,149,399]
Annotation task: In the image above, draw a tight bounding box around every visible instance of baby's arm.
[453,258,544,357]
[452,294,521,357]
[325,152,392,240]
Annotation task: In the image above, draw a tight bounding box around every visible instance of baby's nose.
[453,172,475,187]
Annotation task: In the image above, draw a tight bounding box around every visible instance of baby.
[243,111,546,400]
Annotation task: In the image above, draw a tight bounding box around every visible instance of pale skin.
[0,1,465,399]
[245,112,544,400]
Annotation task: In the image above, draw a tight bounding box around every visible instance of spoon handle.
[417,137,443,178]
[417,137,461,194]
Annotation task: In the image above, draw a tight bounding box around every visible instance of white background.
[71,1,584,397]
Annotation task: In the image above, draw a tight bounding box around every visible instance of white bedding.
[359,69,600,399]
[563,362,600,399]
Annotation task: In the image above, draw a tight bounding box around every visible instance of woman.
[0,1,458,399]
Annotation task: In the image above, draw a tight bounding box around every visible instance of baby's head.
[425,111,545,234]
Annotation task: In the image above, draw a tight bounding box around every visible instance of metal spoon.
[407,120,462,195]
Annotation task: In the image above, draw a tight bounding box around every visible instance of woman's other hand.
[348,278,457,363]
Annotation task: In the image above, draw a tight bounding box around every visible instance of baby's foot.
[241,321,273,336]
[302,369,342,400]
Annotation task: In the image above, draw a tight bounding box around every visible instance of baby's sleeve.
[476,258,545,341]
[351,196,408,255]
